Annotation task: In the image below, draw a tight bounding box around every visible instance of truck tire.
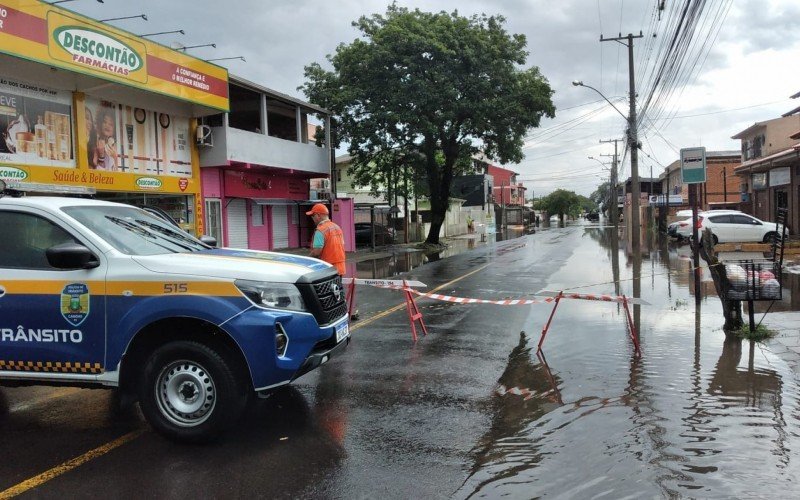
[139,340,246,443]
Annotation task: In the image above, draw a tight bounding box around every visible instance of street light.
[574,79,639,247]
[205,56,246,63]
[589,155,619,227]
[572,81,627,121]
[100,14,148,22]
[179,43,216,51]
[139,29,185,37]
[588,156,611,170]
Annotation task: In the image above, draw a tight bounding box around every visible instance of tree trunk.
[699,229,743,331]
[422,139,456,247]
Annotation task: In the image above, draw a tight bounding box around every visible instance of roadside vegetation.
[301,5,555,246]
[533,189,596,221]
[735,324,775,342]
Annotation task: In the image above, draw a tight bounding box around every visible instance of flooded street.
[4,219,800,498]
[456,220,800,498]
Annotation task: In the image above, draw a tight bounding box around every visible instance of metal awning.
[251,198,299,205]
[250,198,332,206]
[733,143,800,174]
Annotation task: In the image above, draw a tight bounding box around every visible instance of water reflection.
[459,226,800,497]
[457,332,563,498]
[708,337,782,411]
[351,230,530,280]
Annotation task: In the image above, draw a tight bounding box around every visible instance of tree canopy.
[538,189,595,220]
[590,181,612,214]
[301,4,555,245]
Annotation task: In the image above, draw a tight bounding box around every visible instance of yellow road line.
[0,430,145,499]
[351,263,490,331]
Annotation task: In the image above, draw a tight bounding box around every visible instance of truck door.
[0,210,106,375]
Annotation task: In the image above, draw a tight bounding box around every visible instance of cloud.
[67,0,800,196]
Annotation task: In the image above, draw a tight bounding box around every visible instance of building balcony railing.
[199,126,330,175]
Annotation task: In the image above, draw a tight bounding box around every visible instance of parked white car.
[667,209,694,239]
[673,210,739,240]
[675,210,786,244]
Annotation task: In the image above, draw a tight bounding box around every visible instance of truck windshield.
[62,205,210,255]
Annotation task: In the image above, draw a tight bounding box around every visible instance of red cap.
[305,203,329,216]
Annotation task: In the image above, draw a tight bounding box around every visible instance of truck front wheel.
[139,340,246,442]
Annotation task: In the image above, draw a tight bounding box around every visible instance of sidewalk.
[759,312,800,376]
[279,232,496,265]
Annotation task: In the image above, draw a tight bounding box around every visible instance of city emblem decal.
[61,283,90,327]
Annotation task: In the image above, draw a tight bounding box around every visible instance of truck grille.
[296,269,348,326]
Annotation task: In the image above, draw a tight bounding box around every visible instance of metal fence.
[353,205,395,247]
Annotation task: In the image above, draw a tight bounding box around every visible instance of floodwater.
[354,227,528,278]
[350,219,800,497]
[455,220,800,498]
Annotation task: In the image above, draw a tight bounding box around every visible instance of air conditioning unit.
[196,124,213,147]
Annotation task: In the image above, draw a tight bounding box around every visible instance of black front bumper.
[292,335,350,381]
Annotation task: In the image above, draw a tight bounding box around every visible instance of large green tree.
[540,189,582,222]
[301,5,555,245]
[590,181,612,214]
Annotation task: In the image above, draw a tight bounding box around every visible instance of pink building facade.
[488,165,526,205]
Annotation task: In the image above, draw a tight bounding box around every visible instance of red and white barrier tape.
[536,290,650,305]
[496,384,537,400]
[344,279,649,306]
[404,288,553,305]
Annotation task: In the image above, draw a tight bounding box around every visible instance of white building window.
[251,202,264,226]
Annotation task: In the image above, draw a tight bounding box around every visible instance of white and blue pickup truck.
[0,183,349,442]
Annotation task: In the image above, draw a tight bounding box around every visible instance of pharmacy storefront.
[0,0,228,235]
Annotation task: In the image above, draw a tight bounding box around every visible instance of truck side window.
[0,212,78,269]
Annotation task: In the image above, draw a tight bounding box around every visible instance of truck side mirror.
[200,235,217,247]
[46,243,99,269]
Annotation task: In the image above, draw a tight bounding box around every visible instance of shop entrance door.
[272,205,289,249]
[205,199,223,244]
[776,189,789,231]
[226,199,248,248]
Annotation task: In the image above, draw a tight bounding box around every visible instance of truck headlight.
[235,280,306,311]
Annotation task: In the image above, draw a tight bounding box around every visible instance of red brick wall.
[704,158,741,205]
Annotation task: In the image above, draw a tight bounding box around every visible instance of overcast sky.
[71,0,800,197]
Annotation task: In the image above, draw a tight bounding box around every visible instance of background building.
[198,76,354,251]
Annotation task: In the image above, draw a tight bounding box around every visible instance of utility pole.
[601,31,643,255]
[600,138,622,228]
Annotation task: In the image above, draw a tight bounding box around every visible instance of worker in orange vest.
[307,203,346,276]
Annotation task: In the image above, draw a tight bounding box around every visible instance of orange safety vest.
[316,219,346,275]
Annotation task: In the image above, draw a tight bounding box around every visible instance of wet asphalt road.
[3,221,800,498]
[1,226,566,499]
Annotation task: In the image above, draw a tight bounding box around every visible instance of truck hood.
[132,248,332,282]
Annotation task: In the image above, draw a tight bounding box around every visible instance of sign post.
[681,147,707,306]
[680,147,707,184]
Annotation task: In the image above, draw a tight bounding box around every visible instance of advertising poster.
[84,98,120,171]
[0,78,74,168]
[158,113,192,177]
[84,97,192,177]
[119,105,158,174]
